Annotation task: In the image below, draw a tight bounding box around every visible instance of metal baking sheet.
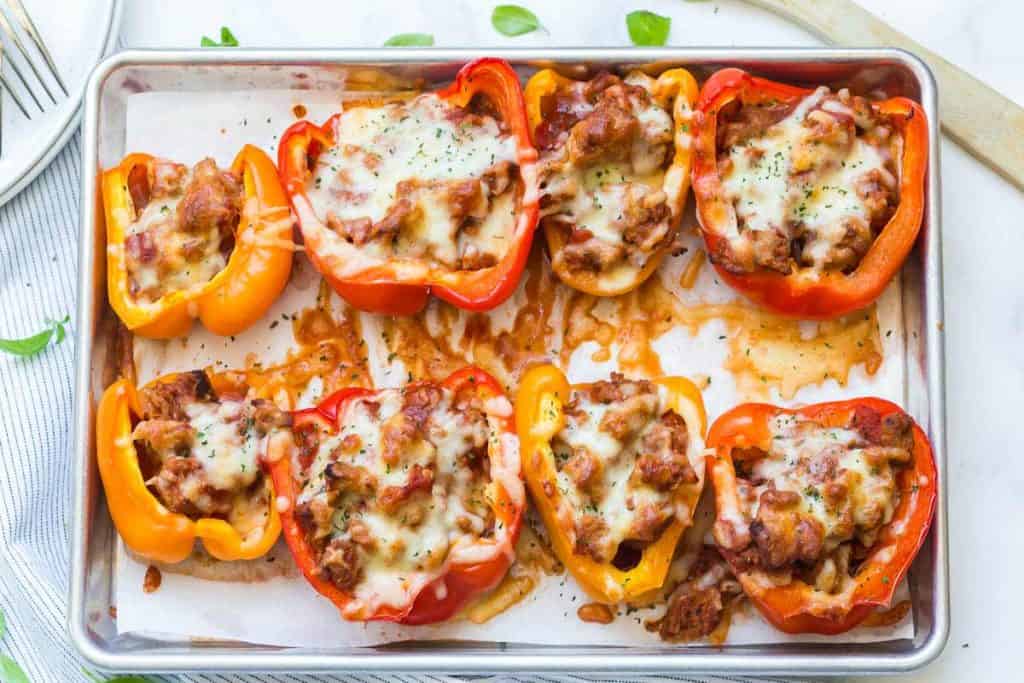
[69,47,947,676]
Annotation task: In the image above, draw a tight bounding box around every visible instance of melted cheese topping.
[551,384,696,561]
[135,390,277,535]
[296,385,508,615]
[747,414,900,553]
[125,169,229,302]
[550,164,666,249]
[304,94,518,272]
[186,400,262,491]
[720,87,900,271]
[541,74,676,283]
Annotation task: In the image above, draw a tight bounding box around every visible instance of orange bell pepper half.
[706,398,937,634]
[692,68,928,319]
[277,58,540,315]
[523,68,699,296]
[103,144,294,339]
[264,366,524,624]
[514,364,707,603]
[95,375,282,564]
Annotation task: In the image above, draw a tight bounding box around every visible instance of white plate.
[0,0,121,207]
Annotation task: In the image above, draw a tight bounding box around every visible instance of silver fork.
[0,0,68,156]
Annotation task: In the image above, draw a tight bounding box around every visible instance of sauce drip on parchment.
[209,243,882,407]
[221,280,372,409]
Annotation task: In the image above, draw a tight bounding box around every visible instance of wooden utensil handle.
[748,0,1024,190]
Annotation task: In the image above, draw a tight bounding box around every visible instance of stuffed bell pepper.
[706,398,937,634]
[278,58,540,314]
[96,370,287,563]
[264,367,525,624]
[692,68,928,318]
[515,365,707,604]
[103,145,294,339]
[525,68,699,296]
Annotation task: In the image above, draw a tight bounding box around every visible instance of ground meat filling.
[646,546,743,642]
[124,158,243,303]
[714,407,913,594]
[306,94,520,273]
[132,371,289,525]
[714,87,902,275]
[291,382,496,599]
[536,72,677,278]
[552,373,696,566]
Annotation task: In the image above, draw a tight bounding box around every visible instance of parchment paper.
[116,87,914,647]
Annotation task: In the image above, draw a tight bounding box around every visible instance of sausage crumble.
[551,373,698,567]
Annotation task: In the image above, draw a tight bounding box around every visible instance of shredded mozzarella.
[304,94,518,271]
[720,87,900,271]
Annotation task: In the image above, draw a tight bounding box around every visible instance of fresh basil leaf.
[0,315,69,358]
[492,5,541,37]
[44,315,70,345]
[626,10,671,46]
[201,26,239,47]
[0,654,29,683]
[219,26,239,47]
[383,33,435,47]
[0,327,54,357]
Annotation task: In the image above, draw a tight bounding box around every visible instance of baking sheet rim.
[68,46,948,675]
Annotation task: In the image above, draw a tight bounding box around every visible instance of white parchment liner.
[116,89,913,648]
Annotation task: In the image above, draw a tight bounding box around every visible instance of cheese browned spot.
[715,87,902,275]
[551,373,698,566]
[537,72,679,289]
[291,381,507,616]
[124,158,243,302]
[132,371,290,534]
[713,406,914,595]
[304,94,519,273]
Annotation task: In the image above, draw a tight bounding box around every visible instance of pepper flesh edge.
[95,377,282,563]
[524,68,699,297]
[691,68,929,319]
[102,145,294,339]
[277,58,540,315]
[266,367,524,624]
[705,398,937,634]
[514,364,707,604]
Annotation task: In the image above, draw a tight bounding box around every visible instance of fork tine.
[3,51,42,110]
[0,14,43,112]
[0,72,31,119]
[5,0,66,96]
[0,8,54,104]
[0,41,26,119]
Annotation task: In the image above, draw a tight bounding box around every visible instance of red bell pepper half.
[264,366,524,624]
[692,68,928,319]
[706,398,937,634]
[278,58,540,315]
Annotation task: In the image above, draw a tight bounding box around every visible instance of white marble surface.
[120,1,1024,680]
